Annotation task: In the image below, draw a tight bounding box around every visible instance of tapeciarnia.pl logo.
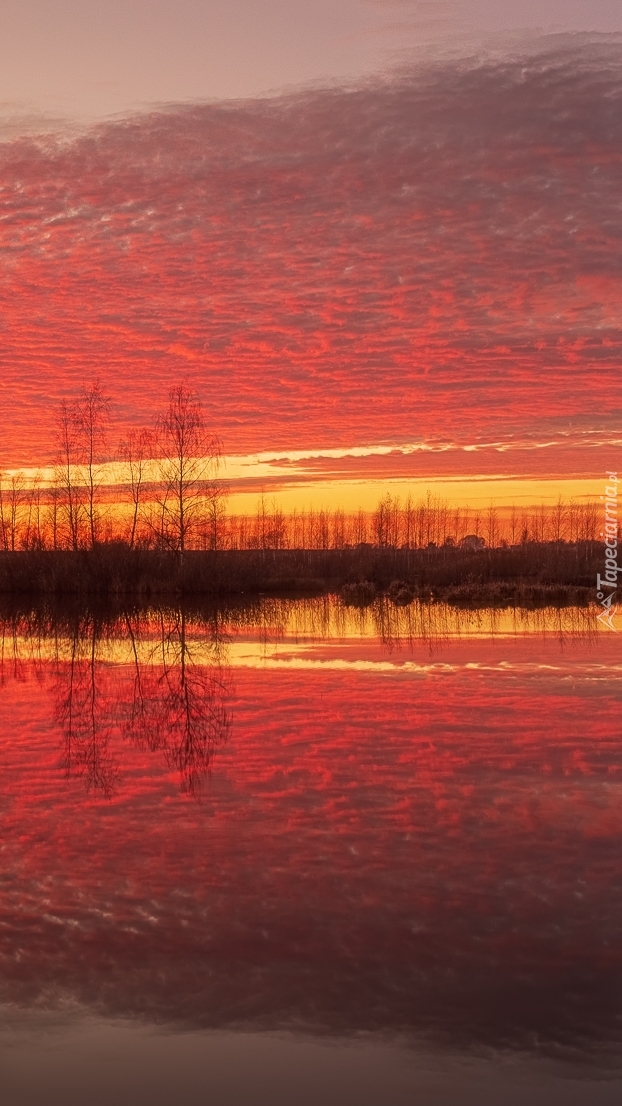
[596,471,619,631]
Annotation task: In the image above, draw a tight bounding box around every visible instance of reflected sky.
[0,600,621,1102]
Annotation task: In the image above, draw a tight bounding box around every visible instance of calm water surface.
[0,599,620,1105]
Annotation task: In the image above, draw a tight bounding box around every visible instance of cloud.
[0,35,621,477]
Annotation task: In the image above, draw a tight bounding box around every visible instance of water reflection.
[0,595,602,667]
[121,608,231,796]
[0,597,611,797]
[55,616,119,796]
[0,596,620,1082]
[0,598,604,800]
[224,594,600,651]
[12,607,233,797]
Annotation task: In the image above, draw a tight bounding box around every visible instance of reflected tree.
[54,614,119,797]
[123,607,231,796]
[51,606,231,799]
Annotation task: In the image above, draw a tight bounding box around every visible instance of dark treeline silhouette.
[0,539,602,604]
[0,464,604,554]
[0,381,610,602]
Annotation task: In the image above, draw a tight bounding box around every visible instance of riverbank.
[0,542,599,607]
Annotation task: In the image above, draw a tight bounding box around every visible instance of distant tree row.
[222,492,602,551]
[0,383,608,552]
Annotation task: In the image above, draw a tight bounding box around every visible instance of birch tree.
[153,383,223,556]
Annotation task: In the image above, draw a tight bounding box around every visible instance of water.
[0,599,620,1105]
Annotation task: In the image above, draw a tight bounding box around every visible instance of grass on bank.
[0,541,600,608]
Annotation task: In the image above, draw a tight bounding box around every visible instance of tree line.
[0,382,606,553]
[225,491,601,551]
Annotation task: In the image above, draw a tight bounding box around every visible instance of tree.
[119,427,152,548]
[54,382,110,549]
[0,471,26,551]
[374,493,399,547]
[204,493,228,550]
[20,472,44,549]
[486,503,500,549]
[55,400,82,549]
[77,382,110,548]
[153,383,223,556]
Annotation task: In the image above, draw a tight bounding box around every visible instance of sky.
[1,2,621,511]
[1,1,622,122]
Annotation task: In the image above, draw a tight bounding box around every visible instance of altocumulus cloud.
[0,35,621,468]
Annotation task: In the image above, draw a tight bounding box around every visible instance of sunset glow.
[2,7,622,1102]
[1,37,621,518]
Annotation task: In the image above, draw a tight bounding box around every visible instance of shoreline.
[0,543,600,609]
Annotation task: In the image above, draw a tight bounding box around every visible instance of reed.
[0,540,600,602]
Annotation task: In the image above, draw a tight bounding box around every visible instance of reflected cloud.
[0,596,608,802]
[0,598,621,1060]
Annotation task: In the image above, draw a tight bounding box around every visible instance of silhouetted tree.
[54,383,110,549]
[153,383,224,557]
[0,471,26,550]
[55,399,83,550]
[78,381,110,548]
[119,427,152,547]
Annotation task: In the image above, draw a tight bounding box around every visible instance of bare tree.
[373,493,393,547]
[486,503,500,549]
[119,427,152,548]
[0,472,26,551]
[55,399,82,549]
[0,473,8,551]
[204,492,228,550]
[353,508,368,545]
[332,507,346,549]
[552,496,568,543]
[21,473,43,549]
[509,504,518,546]
[46,483,61,550]
[254,490,269,550]
[77,382,110,548]
[54,383,110,550]
[153,383,223,556]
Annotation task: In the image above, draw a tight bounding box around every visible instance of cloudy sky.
[1,3,621,509]
[1,1,621,121]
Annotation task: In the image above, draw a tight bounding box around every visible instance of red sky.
[1,36,621,508]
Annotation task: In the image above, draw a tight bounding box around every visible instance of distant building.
[459,534,486,551]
